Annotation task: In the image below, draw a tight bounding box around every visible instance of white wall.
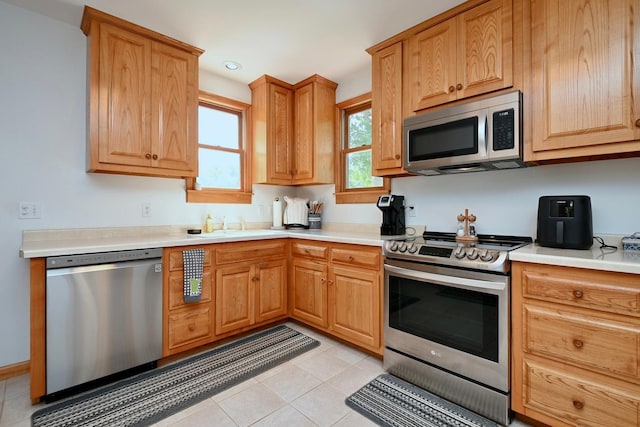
[1,1,640,368]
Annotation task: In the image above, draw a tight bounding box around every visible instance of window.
[186,91,252,204]
[335,93,389,203]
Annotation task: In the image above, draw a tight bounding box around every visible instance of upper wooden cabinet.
[409,0,513,111]
[525,0,640,162]
[81,6,202,178]
[250,74,337,185]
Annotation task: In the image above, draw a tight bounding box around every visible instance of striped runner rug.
[32,325,319,427]
[346,374,500,427]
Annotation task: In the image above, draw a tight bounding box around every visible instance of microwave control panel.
[492,109,515,151]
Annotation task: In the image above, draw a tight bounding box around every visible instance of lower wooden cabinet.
[163,245,215,356]
[215,240,288,335]
[289,240,383,355]
[512,262,640,427]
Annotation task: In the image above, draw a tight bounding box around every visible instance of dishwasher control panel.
[46,248,163,268]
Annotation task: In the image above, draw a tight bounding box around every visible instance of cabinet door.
[268,83,294,183]
[456,0,512,100]
[329,265,381,350]
[529,0,640,159]
[290,258,328,328]
[255,259,287,323]
[410,19,458,111]
[151,42,198,173]
[372,42,406,175]
[97,23,152,167]
[293,83,314,182]
[215,264,253,335]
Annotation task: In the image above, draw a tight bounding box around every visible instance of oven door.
[384,259,509,392]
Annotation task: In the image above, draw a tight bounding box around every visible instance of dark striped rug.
[32,325,319,427]
[346,374,499,427]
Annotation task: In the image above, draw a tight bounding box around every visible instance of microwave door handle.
[478,112,488,156]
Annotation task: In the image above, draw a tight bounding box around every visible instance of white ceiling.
[3,0,464,86]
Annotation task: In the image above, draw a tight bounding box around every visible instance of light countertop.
[19,226,388,258]
[510,240,640,275]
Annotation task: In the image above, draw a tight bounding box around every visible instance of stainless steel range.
[383,231,532,425]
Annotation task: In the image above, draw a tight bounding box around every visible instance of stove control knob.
[454,247,466,259]
[398,243,408,253]
[390,242,399,251]
[467,248,479,260]
[480,250,495,262]
[408,243,418,254]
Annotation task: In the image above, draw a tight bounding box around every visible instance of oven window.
[408,116,478,161]
[388,275,499,362]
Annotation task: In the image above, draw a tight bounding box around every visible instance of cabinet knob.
[321,277,326,283]
[572,400,584,410]
[573,290,584,299]
[394,154,400,160]
[635,119,640,127]
[348,256,354,261]
[573,339,584,349]
[252,276,259,282]
[456,83,463,90]
[449,86,455,93]
[145,153,152,159]
[188,323,196,332]
[152,154,158,160]
[328,280,334,286]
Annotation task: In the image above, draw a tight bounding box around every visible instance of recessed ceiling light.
[223,61,241,71]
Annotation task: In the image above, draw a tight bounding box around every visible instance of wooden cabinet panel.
[293,82,314,181]
[215,240,286,265]
[255,259,287,322]
[290,257,328,328]
[524,304,640,379]
[291,241,329,259]
[82,6,202,178]
[167,270,212,311]
[215,264,254,335]
[269,83,295,182]
[167,306,212,350]
[329,265,381,349]
[168,247,213,271]
[523,360,640,427]
[527,0,640,161]
[331,247,380,269]
[371,42,406,176]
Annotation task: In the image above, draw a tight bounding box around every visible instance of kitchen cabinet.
[511,262,640,427]
[163,246,215,356]
[250,74,337,185]
[409,0,513,111]
[525,0,640,162]
[214,240,288,335]
[290,240,383,354]
[81,6,202,178]
[370,42,407,176]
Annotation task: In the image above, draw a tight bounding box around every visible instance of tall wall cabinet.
[81,6,203,178]
[250,74,337,185]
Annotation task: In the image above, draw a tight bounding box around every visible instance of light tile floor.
[0,322,532,427]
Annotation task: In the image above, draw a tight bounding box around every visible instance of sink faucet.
[223,216,228,230]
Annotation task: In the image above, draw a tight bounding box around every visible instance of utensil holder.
[308,213,321,229]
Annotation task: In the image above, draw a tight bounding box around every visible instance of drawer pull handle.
[573,339,584,349]
[188,323,196,332]
[635,119,640,127]
[456,83,463,90]
[573,400,584,410]
[573,290,584,299]
[348,256,354,261]
[449,85,455,93]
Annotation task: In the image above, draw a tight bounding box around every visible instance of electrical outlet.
[19,202,41,219]
[407,205,416,218]
[142,203,152,217]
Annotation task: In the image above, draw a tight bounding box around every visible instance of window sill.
[335,189,389,204]
[187,189,252,204]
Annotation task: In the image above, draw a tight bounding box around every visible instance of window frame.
[186,91,253,204]
[334,93,390,204]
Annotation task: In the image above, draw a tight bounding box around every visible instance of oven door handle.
[385,264,506,291]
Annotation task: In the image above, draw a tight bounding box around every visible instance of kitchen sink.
[190,229,281,238]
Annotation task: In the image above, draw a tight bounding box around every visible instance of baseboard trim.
[0,361,30,380]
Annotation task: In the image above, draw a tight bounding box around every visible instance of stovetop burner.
[383,231,532,273]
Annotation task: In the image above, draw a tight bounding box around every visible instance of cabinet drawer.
[168,247,213,271]
[291,241,329,259]
[519,264,640,317]
[524,304,640,380]
[523,359,640,427]
[331,247,380,269]
[216,241,286,265]
[168,270,212,310]
[167,306,212,349]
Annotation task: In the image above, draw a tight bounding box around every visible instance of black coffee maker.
[377,195,406,236]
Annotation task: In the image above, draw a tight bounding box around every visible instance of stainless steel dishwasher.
[45,248,163,396]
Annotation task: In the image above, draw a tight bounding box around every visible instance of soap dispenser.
[205,214,214,233]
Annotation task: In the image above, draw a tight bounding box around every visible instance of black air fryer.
[536,195,593,249]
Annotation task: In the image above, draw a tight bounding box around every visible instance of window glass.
[346,149,382,189]
[198,106,239,149]
[198,148,240,189]
[347,109,372,149]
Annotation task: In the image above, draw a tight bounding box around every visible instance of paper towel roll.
[272,198,283,228]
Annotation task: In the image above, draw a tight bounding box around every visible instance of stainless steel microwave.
[403,90,526,176]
